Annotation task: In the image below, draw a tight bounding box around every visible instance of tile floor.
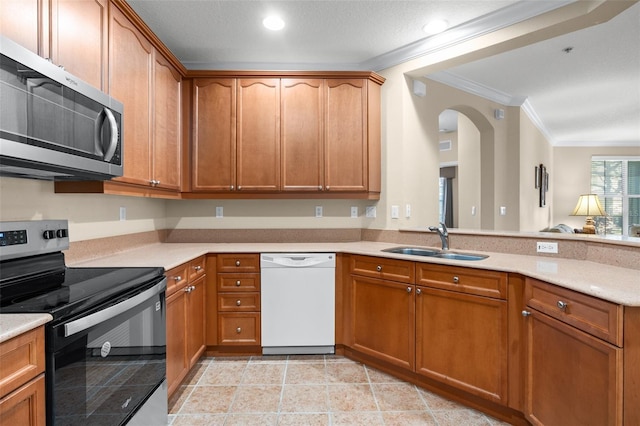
[168,355,510,425]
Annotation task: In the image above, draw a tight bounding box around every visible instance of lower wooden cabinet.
[0,326,46,426]
[165,256,206,397]
[416,286,508,404]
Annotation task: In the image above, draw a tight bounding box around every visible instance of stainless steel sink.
[382,247,488,261]
[381,247,442,257]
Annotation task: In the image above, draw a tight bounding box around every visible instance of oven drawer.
[218,313,261,345]
[0,326,45,398]
[218,292,261,312]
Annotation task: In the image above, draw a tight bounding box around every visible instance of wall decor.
[535,166,540,188]
[538,163,549,207]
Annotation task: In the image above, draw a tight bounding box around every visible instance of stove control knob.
[43,230,56,240]
[56,229,68,238]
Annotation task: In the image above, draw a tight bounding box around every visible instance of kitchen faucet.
[429,222,449,251]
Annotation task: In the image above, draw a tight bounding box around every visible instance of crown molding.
[427,71,527,106]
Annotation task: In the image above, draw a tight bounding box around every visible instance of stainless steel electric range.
[0,220,167,425]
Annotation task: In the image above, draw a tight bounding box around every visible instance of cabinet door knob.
[236,260,241,266]
[194,265,202,271]
[318,185,323,190]
[522,310,531,317]
[376,265,382,272]
[174,276,182,281]
[230,185,235,190]
[557,301,568,310]
[235,280,241,286]
[406,286,412,293]
[416,288,422,295]
[326,186,330,190]
[184,286,191,293]
[453,276,459,284]
[236,327,242,334]
[236,300,242,306]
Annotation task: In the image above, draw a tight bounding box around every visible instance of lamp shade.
[571,194,605,216]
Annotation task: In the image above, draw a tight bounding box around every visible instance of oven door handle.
[64,278,166,337]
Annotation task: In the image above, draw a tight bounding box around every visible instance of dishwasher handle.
[261,253,336,268]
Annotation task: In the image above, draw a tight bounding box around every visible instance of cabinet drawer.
[525,278,623,346]
[218,274,261,292]
[416,264,507,299]
[166,264,188,296]
[218,292,261,312]
[0,327,45,398]
[188,256,206,281]
[218,313,261,345]
[217,254,260,272]
[0,373,45,426]
[350,255,415,283]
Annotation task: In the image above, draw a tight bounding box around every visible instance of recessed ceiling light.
[423,19,449,35]
[263,15,285,31]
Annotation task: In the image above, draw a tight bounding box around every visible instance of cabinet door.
[525,309,622,426]
[350,276,415,370]
[192,78,236,191]
[186,276,206,368]
[325,79,367,192]
[0,0,41,55]
[51,0,107,90]
[416,287,508,404]
[166,289,188,397]
[281,78,324,191]
[152,52,181,190]
[109,5,153,186]
[0,375,45,426]
[236,78,280,191]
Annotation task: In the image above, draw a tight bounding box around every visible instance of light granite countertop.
[69,241,640,306]
[0,313,52,344]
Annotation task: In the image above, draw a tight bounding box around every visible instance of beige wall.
[552,146,640,230]
[457,114,481,229]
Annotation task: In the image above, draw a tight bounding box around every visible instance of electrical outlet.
[391,205,399,219]
[315,206,323,218]
[365,206,376,218]
[536,242,558,253]
[350,206,358,218]
[119,207,126,221]
[215,206,223,218]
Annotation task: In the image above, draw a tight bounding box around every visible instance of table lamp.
[571,194,605,234]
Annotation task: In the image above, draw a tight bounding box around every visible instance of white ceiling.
[127,0,640,148]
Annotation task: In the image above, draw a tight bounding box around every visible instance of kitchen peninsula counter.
[67,241,640,306]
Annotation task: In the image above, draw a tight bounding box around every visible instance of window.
[591,157,640,236]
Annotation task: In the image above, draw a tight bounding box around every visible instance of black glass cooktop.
[0,253,164,322]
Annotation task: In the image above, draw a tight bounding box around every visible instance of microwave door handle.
[64,279,166,337]
[103,107,119,162]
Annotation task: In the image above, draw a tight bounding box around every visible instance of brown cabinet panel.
[52,0,108,90]
[152,52,182,190]
[281,78,324,191]
[186,276,206,367]
[350,276,415,370]
[218,313,261,345]
[525,278,622,346]
[325,79,367,192]
[109,5,153,186]
[236,78,280,191]
[350,255,415,284]
[192,78,237,191]
[217,254,260,272]
[525,309,622,426]
[0,374,45,426]
[166,289,188,397]
[218,293,261,312]
[417,263,507,299]
[188,256,207,281]
[416,286,508,403]
[0,327,45,399]
[165,264,188,296]
[0,0,41,55]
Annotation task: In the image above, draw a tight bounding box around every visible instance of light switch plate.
[391,205,399,219]
[536,242,558,253]
[119,207,126,221]
[315,206,323,218]
[351,206,358,218]
[215,206,223,218]
[405,204,411,218]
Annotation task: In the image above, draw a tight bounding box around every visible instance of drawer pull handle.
[236,300,242,306]
[522,310,531,317]
[406,286,412,293]
[236,260,241,266]
[185,285,195,293]
[235,280,241,286]
[557,301,568,310]
[194,265,202,271]
[376,265,382,272]
[236,327,242,334]
[174,276,182,281]
[453,276,459,284]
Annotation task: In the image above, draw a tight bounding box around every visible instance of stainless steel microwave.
[0,35,123,180]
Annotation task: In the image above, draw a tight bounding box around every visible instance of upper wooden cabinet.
[0,0,108,90]
[186,71,384,199]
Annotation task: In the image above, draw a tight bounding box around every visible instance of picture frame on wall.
[535,166,540,188]
[539,164,548,207]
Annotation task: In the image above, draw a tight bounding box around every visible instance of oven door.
[47,278,166,425]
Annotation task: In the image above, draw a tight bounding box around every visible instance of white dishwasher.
[260,253,336,355]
